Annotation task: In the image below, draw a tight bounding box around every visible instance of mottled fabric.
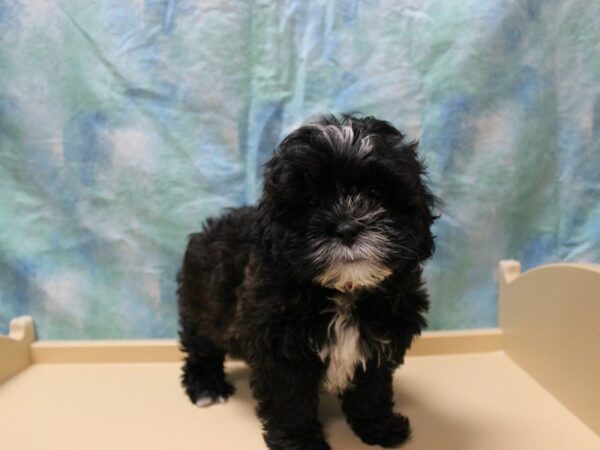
[1,0,599,338]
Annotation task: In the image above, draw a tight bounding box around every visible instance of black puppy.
[177,114,437,450]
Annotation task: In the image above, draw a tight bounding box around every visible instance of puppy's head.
[259,114,437,292]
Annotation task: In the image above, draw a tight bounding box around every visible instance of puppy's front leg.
[251,364,330,450]
[341,362,410,448]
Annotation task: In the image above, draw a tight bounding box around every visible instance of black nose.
[335,221,362,246]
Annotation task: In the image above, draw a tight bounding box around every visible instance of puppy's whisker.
[394,244,421,262]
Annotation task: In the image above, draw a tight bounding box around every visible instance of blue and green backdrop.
[1,0,599,338]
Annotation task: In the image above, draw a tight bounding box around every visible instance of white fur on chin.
[316,260,392,292]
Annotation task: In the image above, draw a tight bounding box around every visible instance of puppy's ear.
[256,144,288,254]
[255,198,273,252]
[417,202,437,261]
[397,138,439,262]
[261,126,305,202]
[262,151,283,202]
[259,131,308,222]
[415,153,439,262]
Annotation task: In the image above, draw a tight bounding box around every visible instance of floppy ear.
[257,144,294,262]
[259,132,311,223]
[261,125,306,195]
[262,148,282,200]
[258,152,304,269]
[256,151,281,251]
[255,199,273,256]
[260,148,289,224]
[417,205,437,261]
[414,153,439,261]
[394,138,439,262]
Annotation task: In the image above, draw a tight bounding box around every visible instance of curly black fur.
[177,114,438,449]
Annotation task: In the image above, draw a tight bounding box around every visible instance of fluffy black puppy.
[177,114,437,450]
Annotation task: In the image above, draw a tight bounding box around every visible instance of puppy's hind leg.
[179,324,234,407]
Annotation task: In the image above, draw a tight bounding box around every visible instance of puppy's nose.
[335,221,362,246]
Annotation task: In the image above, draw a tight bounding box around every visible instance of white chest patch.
[318,295,367,393]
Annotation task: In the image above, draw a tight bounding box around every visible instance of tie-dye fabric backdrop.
[1,0,599,339]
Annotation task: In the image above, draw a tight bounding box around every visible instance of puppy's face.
[261,115,436,292]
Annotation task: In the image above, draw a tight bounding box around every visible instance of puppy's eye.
[306,194,320,207]
[369,187,382,199]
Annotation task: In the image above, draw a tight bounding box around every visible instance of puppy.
[177,114,437,450]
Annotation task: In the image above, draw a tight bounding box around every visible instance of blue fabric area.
[0,0,599,338]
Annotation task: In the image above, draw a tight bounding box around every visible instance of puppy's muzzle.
[335,221,364,246]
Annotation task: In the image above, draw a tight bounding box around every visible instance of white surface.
[1,352,598,450]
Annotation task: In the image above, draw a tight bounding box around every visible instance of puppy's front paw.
[184,378,235,407]
[194,392,228,408]
[350,413,411,448]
